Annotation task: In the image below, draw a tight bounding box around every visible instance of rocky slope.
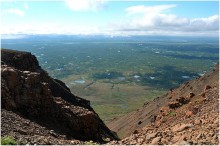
[1,49,118,144]
[108,64,219,144]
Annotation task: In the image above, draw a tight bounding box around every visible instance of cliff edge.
[1,49,118,144]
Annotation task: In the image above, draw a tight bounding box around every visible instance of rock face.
[109,63,219,145]
[1,49,118,144]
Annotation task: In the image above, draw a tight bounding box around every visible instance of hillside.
[1,49,118,144]
[108,63,219,144]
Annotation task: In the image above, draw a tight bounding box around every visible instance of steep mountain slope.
[1,49,118,144]
[108,63,219,142]
[110,80,219,145]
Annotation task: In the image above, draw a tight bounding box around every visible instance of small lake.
[134,75,140,79]
[181,76,190,79]
[70,79,85,84]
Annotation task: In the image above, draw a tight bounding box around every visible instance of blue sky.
[1,0,219,36]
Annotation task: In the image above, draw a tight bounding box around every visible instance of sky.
[1,0,219,36]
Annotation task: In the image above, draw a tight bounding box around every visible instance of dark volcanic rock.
[1,49,118,144]
[1,49,41,72]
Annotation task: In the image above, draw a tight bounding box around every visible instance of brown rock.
[172,124,193,132]
[172,135,186,143]
[130,140,137,145]
[213,118,219,124]
[176,140,190,145]
[150,137,161,145]
[137,138,144,144]
[185,111,193,117]
[160,106,170,116]
[197,134,202,140]
[194,119,201,125]
[161,138,169,144]
[211,135,218,144]
[146,132,158,140]
[188,106,199,114]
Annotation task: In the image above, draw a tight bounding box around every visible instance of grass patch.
[168,111,176,116]
[1,136,17,145]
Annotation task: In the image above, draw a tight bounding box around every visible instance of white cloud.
[126,13,189,28]
[121,4,189,29]
[156,14,189,26]
[114,5,189,31]
[125,4,176,15]
[188,15,219,31]
[111,4,219,36]
[65,0,106,11]
[4,8,25,16]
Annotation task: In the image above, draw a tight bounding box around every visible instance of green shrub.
[84,140,97,145]
[1,136,17,145]
[168,111,176,116]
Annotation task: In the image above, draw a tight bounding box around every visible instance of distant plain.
[2,35,218,121]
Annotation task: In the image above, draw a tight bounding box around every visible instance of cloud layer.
[112,4,219,36]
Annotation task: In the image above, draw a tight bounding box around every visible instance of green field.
[2,35,218,122]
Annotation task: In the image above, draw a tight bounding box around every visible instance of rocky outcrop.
[108,63,219,144]
[110,82,219,145]
[1,49,118,144]
[1,49,41,72]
